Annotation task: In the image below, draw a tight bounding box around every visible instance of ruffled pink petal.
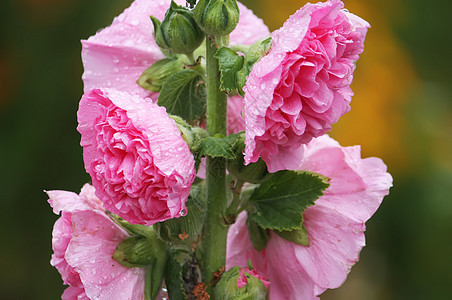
[47,190,91,215]
[50,215,82,287]
[66,210,145,300]
[81,0,171,97]
[300,135,393,223]
[231,3,270,46]
[62,286,89,300]
[244,0,370,172]
[77,88,196,225]
[227,135,392,298]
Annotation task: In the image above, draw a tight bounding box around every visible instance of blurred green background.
[0,0,450,299]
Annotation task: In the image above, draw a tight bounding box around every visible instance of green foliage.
[246,217,270,251]
[199,133,242,159]
[215,47,244,93]
[214,37,272,96]
[247,170,329,231]
[158,69,206,124]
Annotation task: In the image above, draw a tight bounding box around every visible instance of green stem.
[144,264,152,300]
[200,34,228,295]
[185,52,195,65]
[225,179,245,217]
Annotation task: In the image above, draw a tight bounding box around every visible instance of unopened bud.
[113,228,166,268]
[193,0,240,36]
[215,266,270,299]
[151,1,204,55]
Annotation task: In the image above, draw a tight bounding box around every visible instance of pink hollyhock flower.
[82,0,269,98]
[47,184,146,300]
[77,88,196,225]
[227,135,392,299]
[244,0,370,172]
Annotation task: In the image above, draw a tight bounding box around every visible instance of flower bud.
[113,228,167,268]
[215,266,270,299]
[193,0,240,36]
[137,57,184,92]
[151,1,204,55]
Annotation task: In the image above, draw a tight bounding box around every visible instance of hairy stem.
[200,34,229,295]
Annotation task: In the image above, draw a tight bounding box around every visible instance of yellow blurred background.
[1,0,451,299]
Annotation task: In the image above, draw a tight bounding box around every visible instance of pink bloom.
[81,0,269,134]
[237,267,270,290]
[227,135,392,299]
[244,0,370,172]
[47,184,145,300]
[82,0,269,98]
[77,88,196,225]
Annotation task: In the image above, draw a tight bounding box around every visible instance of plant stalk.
[200,34,228,295]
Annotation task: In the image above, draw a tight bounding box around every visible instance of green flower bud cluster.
[151,1,204,55]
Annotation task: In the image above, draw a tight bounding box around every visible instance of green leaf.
[199,133,242,159]
[248,170,330,231]
[158,69,206,124]
[274,226,310,247]
[215,47,244,94]
[246,216,270,251]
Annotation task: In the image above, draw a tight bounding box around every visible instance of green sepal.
[165,247,201,300]
[246,216,269,251]
[248,170,330,231]
[199,133,242,159]
[158,69,206,125]
[236,37,272,96]
[243,37,272,67]
[187,0,197,9]
[169,115,202,153]
[215,47,244,94]
[226,133,271,184]
[107,211,155,238]
[113,233,166,268]
[274,225,310,247]
[137,57,184,92]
